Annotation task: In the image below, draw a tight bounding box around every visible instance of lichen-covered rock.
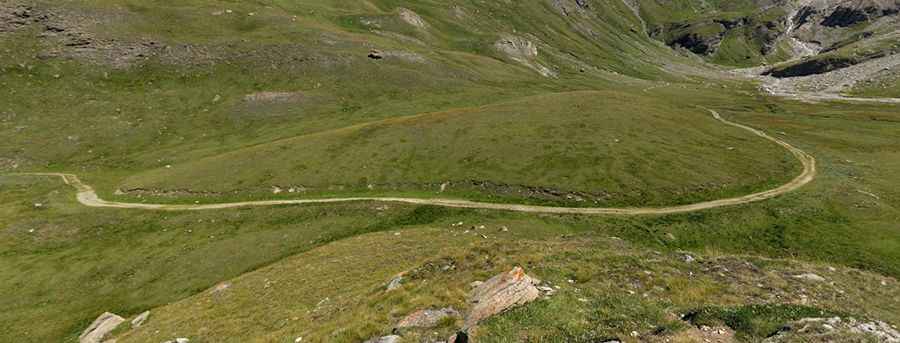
[465,266,541,328]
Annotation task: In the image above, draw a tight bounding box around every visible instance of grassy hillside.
[3,96,900,342]
[2,1,900,343]
[117,89,799,208]
[1,0,797,207]
[638,0,791,66]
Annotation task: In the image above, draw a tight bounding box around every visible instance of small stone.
[794,273,826,282]
[175,339,189,343]
[294,337,303,343]
[386,275,403,291]
[131,311,150,327]
[368,50,384,60]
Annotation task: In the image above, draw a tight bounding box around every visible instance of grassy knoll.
[117,88,799,208]
[109,226,898,342]
[0,174,487,342]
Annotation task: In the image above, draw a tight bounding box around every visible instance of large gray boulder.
[464,266,541,328]
[79,312,125,343]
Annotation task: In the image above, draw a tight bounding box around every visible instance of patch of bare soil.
[243,91,304,103]
[649,326,736,343]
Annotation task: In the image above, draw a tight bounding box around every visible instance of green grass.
[101,226,898,342]
[2,1,900,342]
[849,74,900,98]
[114,89,799,208]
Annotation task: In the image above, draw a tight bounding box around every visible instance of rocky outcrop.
[764,317,900,342]
[821,0,900,27]
[655,0,899,66]
[79,312,125,343]
[464,266,541,328]
[397,8,427,29]
[494,35,556,77]
[667,27,724,55]
[765,55,856,77]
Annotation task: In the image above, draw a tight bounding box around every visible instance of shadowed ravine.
[14,110,816,215]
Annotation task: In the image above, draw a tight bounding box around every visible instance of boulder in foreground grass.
[79,312,124,343]
[465,266,540,328]
[396,307,460,328]
[363,335,400,343]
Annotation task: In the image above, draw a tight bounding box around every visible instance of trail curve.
[13,110,816,215]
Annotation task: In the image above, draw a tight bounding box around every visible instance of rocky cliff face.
[647,0,900,68]
[820,0,900,27]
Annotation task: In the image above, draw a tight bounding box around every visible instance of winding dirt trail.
[15,110,816,215]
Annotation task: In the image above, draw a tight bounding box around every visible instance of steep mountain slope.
[642,0,900,67]
[2,0,798,207]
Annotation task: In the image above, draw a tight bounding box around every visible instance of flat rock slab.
[364,335,401,343]
[396,307,460,328]
[465,266,540,327]
[79,312,125,343]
